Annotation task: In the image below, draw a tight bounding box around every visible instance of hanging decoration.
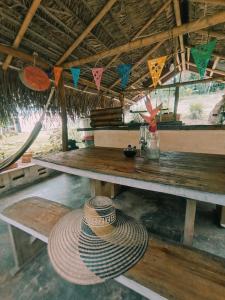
[191,39,217,78]
[147,56,167,88]
[19,66,50,92]
[53,66,63,87]
[70,67,80,88]
[117,64,132,90]
[92,67,104,90]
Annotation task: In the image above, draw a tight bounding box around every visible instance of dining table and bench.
[33,147,225,246]
[1,146,225,300]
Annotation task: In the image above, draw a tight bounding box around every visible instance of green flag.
[191,39,217,78]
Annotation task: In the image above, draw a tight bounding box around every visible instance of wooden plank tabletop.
[33,147,225,205]
[1,197,225,300]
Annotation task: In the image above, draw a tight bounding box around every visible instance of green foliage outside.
[189,103,203,119]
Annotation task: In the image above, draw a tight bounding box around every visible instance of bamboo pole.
[58,74,68,152]
[56,0,118,65]
[173,0,186,71]
[2,0,42,70]
[109,42,163,89]
[0,44,119,97]
[62,10,225,68]
[210,56,220,77]
[104,0,172,70]
[191,0,225,5]
[124,77,224,94]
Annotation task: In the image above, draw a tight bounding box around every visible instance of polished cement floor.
[0,173,225,300]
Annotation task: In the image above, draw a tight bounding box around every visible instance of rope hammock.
[0,87,55,172]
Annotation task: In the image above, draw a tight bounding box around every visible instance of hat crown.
[83,196,116,228]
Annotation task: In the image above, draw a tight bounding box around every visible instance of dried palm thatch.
[0,68,117,124]
[0,0,225,122]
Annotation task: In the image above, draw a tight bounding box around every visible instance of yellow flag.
[147,56,167,88]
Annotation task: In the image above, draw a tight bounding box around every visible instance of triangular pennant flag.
[147,56,167,88]
[92,67,104,90]
[70,67,80,88]
[53,67,63,87]
[117,64,132,90]
[191,39,217,78]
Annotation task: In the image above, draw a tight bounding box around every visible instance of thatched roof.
[0,0,225,121]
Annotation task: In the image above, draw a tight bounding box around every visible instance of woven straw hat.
[48,196,148,285]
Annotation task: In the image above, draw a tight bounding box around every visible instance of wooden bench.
[1,197,225,300]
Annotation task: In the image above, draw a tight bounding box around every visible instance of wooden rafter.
[173,0,186,71]
[187,62,225,77]
[210,56,220,77]
[109,42,163,89]
[2,0,42,71]
[125,76,224,94]
[185,46,225,61]
[56,0,117,65]
[0,44,119,97]
[198,29,225,40]
[62,10,225,68]
[104,0,172,70]
[187,47,190,70]
[191,0,225,5]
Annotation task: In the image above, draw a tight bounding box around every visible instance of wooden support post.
[90,179,120,199]
[8,225,45,274]
[183,199,197,246]
[58,74,68,151]
[220,206,225,227]
[173,85,180,118]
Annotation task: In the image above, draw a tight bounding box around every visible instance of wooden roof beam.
[104,0,172,70]
[187,62,225,77]
[210,56,220,77]
[0,44,119,97]
[126,76,224,94]
[173,0,186,71]
[109,42,163,89]
[198,29,225,40]
[62,10,225,68]
[191,0,225,5]
[2,0,42,71]
[56,0,117,65]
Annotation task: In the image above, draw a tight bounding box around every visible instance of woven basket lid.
[19,66,50,91]
[48,196,148,285]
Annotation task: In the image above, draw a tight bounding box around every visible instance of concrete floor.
[0,173,225,300]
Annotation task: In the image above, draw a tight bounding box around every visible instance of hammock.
[0,87,55,172]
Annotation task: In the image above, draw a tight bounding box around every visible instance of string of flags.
[52,39,217,90]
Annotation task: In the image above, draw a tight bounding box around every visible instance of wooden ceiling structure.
[1,0,225,104]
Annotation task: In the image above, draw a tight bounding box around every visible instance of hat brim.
[48,209,148,285]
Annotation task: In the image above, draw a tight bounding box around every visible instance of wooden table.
[33,147,225,245]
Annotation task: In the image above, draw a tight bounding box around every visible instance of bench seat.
[1,197,225,300]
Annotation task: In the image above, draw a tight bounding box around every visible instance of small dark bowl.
[123,149,137,158]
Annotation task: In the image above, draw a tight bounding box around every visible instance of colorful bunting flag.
[191,39,217,78]
[53,66,63,87]
[70,67,80,88]
[147,56,167,88]
[117,64,132,90]
[92,67,104,90]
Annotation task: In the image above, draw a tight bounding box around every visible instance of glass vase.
[140,125,160,160]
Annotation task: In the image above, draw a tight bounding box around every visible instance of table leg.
[183,199,197,246]
[8,224,45,275]
[90,179,120,199]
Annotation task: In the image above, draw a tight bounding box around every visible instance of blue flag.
[117,64,132,90]
[70,67,80,87]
